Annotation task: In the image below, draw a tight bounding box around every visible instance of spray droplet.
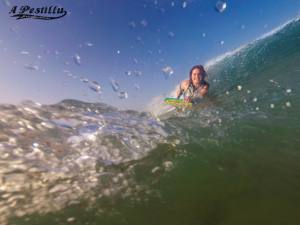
[162,66,174,78]
[136,37,143,43]
[237,85,242,91]
[286,89,292,93]
[226,91,229,95]
[285,102,291,107]
[240,24,246,30]
[80,77,89,83]
[110,79,120,92]
[253,97,257,102]
[140,20,148,27]
[220,40,225,45]
[133,70,142,76]
[128,21,136,28]
[116,50,121,55]
[89,81,101,93]
[24,64,39,71]
[134,84,140,90]
[73,53,81,65]
[202,33,206,37]
[85,42,93,47]
[125,70,132,76]
[118,91,128,99]
[32,142,39,148]
[133,58,138,64]
[255,107,259,111]
[2,0,10,7]
[182,1,187,8]
[163,161,174,171]
[67,217,75,223]
[270,103,275,109]
[20,51,29,55]
[215,0,227,13]
[168,31,175,38]
[247,90,251,94]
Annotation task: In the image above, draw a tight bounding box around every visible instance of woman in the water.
[176,65,209,103]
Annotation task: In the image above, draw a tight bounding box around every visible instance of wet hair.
[189,65,207,85]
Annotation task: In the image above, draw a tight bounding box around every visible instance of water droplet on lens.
[215,0,227,13]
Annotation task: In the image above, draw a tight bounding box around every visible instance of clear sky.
[1,0,300,110]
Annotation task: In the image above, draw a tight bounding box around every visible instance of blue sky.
[1,0,300,110]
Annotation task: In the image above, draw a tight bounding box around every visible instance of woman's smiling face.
[191,68,203,86]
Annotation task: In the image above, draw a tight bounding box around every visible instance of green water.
[10,115,300,225]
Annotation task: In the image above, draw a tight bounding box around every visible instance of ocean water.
[1,18,300,225]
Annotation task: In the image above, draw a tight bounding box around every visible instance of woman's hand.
[184,97,192,103]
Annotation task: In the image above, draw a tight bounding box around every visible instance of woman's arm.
[176,84,183,99]
[176,80,189,99]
